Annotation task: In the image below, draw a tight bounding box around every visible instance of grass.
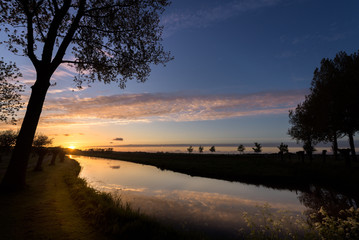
[0,155,106,240]
[71,150,359,198]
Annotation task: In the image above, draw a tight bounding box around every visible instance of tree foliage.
[0,130,18,150]
[0,59,24,124]
[288,99,318,149]
[252,142,262,153]
[0,0,172,88]
[277,143,288,154]
[187,145,193,153]
[33,133,53,148]
[198,145,203,153]
[288,50,359,159]
[32,133,52,171]
[237,144,245,154]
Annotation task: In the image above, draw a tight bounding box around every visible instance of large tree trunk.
[1,75,50,190]
[348,133,357,161]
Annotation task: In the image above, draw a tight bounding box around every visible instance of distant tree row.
[186,142,288,154]
[87,148,114,152]
[0,130,65,169]
[288,50,359,163]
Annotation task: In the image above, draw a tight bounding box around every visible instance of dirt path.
[0,158,107,240]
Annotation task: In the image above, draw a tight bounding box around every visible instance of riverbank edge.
[70,151,359,198]
[65,158,208,240]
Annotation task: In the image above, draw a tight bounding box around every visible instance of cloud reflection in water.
[72,155,305,236]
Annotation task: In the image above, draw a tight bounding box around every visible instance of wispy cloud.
[38,90,306,127]
[162,0,281,36]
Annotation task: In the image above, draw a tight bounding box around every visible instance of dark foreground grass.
[0,156,106,240]
[72,151,359,197]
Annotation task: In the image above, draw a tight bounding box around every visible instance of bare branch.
[35,12,46,41]
[42,0,72,62]
[84,3,134,13]
[52,0,86,69]
[19,1,39,65]
[78,25,139,34]
[61,60,91,64]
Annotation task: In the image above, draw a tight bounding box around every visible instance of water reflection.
[299,185,358,221]
[71,155,306,237]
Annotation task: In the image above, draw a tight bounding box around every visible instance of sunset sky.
[1,0,359,150]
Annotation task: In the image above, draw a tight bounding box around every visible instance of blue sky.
[1,0,359,149]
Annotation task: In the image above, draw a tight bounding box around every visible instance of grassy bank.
[0,156,106,240]
[0,156,206,240]
[71,151,359,197]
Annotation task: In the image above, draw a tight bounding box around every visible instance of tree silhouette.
[1,0,172,190]
[310,58,343,160]
[33,134,53,171]
[0,60,24,124]
[49,146,61,166]
[252,142,262,153]
[277,142,288,161]
[325,52,359,160]
[288,99,317,161]
[209,146,216,153]
[187,146,193,153]
[290,50,359,163]
[0,130,18,161]
[237,144,245,154]
[277,143,289,154]
[198,145,203,153]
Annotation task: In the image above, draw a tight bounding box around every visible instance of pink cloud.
[39,90,306,127]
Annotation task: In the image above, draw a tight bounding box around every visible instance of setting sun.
[68,145,76,150]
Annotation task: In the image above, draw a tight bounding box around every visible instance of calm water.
[70,155,311,237]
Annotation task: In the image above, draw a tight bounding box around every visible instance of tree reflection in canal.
[299,185,358,219]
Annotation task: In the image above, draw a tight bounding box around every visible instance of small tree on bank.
[237,144,245,154]
[252,142,262,153]
[49,147,61,166]
[0,130,17,153]
[187,146,193,153]
[278,143,289,154]
[0,130,18,162]
[209,146,216,153]
[277,142,289,161]
[199,146,204,153]
[33,134,53,171]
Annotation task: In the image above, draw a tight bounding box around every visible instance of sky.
[1,0,359,150]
